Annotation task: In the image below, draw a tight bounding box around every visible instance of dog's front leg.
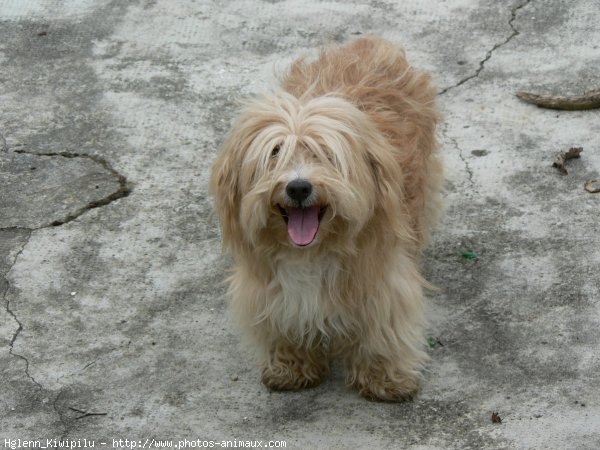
[229,266,330,391]
[260,335,330,391]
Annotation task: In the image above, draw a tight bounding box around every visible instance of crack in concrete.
[0,225,33,232]
[441,124,477,194]
[438,0,532,96]
[12,149,131,227]
[3,149,130,437]
[2,230,73,439]
[456,139,475,188]
[52,388,73,443]
[3,229,45,390]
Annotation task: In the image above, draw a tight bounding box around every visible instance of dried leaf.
[584,179,600,193]
[553,147,582,175]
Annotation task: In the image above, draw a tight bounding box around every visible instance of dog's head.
[210,91,407,255]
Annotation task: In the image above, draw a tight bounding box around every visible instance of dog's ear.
[209,133,243,250]
[366,146,413,241]
[210,94,282,251]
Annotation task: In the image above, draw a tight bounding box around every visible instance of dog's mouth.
[277,204,327,246]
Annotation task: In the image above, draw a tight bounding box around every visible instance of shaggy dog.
[210,36,442,401]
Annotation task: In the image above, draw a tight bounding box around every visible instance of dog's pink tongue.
[287,206,320,246]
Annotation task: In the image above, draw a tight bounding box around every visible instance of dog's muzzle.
[278,179,327,247]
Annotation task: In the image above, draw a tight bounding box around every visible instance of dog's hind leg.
[345,346,422,402]
[344,258,428,401]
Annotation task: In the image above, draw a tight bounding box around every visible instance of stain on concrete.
[0,2,131,157]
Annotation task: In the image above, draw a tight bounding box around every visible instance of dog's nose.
[286,179,313,203]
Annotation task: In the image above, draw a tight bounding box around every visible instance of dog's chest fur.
[267,256,350,341]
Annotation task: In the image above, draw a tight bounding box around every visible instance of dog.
[209,36,442,401]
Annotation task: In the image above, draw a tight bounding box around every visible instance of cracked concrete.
[438,0,532,95]
[1,0,599,448]
[441,124,477,198]
[3,230,37,385]
[1,150,129,229]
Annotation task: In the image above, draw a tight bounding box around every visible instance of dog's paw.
[356,379,418,402]
[350,372,419,402]
[261,341,330,391]
[261,364,325,391]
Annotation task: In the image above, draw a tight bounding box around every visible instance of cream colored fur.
[209,36,442,401]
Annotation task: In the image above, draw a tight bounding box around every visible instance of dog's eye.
[271,144,281,157]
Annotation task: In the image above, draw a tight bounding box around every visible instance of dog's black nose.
[286,179,313,203]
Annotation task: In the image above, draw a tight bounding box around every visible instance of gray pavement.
[1,1,599,448]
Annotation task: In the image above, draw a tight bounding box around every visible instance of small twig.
[516,89,600,110]
[75,412,107,420]
[553,147,582,175]
[68,406,87,414]
[68,406,107,420]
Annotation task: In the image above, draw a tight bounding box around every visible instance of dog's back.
[282,36,442,246]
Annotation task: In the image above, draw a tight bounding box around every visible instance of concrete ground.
[1,0,599,448]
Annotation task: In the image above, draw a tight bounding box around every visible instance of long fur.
[210,36,442,401]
